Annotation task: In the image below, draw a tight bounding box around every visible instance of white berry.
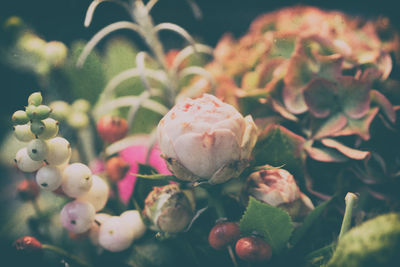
[98,216,134,252]
[36,165,63,191]
[77,175,109,211]
[27,139,49,161]
[13,124,35,142]
[120,210,147,240]
[46,137,71,166]
[14,147,43,172]
[89,213,111,246]
[60,200,95,234]
[62,163,93,198]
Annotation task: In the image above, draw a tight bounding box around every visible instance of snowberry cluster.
[208,221,272,263]
[12,92,146,252]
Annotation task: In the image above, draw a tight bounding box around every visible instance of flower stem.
[206,186,226,219]
[338,192,358,240]
[31,198,43,218]
[42,244,91,267]
[77,126,96,165]
[228,245,238,267]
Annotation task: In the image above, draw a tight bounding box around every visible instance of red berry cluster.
[208,222,272,263]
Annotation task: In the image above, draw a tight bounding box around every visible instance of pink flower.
[118,142,171,204]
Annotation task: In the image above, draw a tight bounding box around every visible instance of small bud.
[49,101,70,121]
[67,112,89,129]
[17,179,40,201]
[235,236,272,262]
[105,156,130,182]
[30,120,45,136]
[39,118,59,139]
[14,236,42,251]
[71,99,90,113]
[12,110,29,125]
[97,115,129,143]
[28,92,43,106]
[244,166,314,221]
[35,105,51,120]
[44,41,68,67]
[208,222,240,250]
[143,184,194,233]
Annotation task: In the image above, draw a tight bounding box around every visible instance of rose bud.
[17,179,40,201]
[208,222,240,250]
[96,115,128,143]
[14,236,42,251]
[244,166,314,221]
[143,184,194,233]
[105,156,130,182]
[235,236,272,262]
[157,94,257,184]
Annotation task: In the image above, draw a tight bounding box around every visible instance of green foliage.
[60,41,106,104]
[239,197,294,254]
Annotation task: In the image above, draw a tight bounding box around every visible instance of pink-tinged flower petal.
[148,145,172,175]
[118,145,171,204]
[338,76,370,119]
[331,107,379,140]
[312,113,348,140]
[304,144,348,162]
[283,86,308,114]
[89,159,105,174]
[321,138,370,160]
[376,51,392,81]
[370,89,396,123]
[303,78,338,118]
[173,130,240,178]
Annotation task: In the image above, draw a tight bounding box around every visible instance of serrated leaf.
[254,124,305,180]
[239,197,294,253]
[290,197,333,246]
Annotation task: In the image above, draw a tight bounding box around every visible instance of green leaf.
[254,124,306,182]
[103,37,145,97]
[60,41,106,104]
[290,198,333,246]
[239,197,294,254]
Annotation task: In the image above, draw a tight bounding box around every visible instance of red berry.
[235,236,272,262]
[105,156,130,182]
[208,222,240,250]
[17,179,40,201]
[96,115,128,143]
[14,236,42,251]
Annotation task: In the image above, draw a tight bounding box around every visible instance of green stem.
[42,244,91,267]
[206,186,226,219]
[31,198,43,218]
[338,192,358,240]
[77,126,96,165]
[227,245,238,267]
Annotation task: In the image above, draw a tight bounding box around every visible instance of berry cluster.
[49,99,91,130]
[208,221,272,263]
[12,92,146,253]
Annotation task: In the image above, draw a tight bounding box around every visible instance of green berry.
[27,139,48,161]
[327,213,400,267]
[49,101,70,121]
[13,124,35,142]
[67,112,89,129]
[28,92,42,106]
[72,99,90,113]
[12,110,29,125]
[25,105,37,120]
[35,105,51,120]
[39,118,59,139]
[30,120,45,136]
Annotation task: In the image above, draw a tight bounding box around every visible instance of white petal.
[173,129,240,178]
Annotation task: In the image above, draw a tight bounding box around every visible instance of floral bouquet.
[1,1,400,267]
